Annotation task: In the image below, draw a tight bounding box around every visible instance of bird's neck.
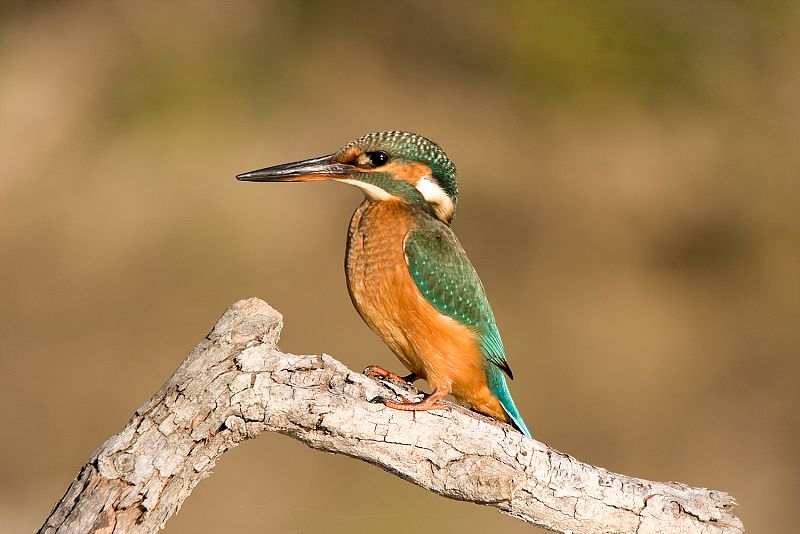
[350,173,448,224]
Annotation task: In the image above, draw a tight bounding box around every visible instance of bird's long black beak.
[236,154,356,182]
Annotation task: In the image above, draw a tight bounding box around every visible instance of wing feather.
[404,225,512,378]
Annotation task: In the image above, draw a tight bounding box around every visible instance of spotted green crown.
[339,131,459,209]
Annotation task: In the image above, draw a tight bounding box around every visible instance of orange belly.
[345,200,508,422]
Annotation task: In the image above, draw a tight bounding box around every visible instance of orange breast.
[345,200,508,422]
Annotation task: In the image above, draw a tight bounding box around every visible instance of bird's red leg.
[364,365,417,383]
[384,388,448,412]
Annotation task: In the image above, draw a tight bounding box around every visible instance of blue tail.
[487,366,531,438]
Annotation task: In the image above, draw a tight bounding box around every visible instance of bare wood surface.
[40,298,743,534]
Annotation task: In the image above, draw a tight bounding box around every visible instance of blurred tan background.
[1,1,798,532]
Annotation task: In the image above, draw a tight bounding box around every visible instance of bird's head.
[237,131,458,224]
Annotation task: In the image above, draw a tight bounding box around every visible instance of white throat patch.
[337,178,396,201]
[416,176,455,223]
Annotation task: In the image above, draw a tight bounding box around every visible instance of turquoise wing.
[403,225,512,378]
[404,222,532,437]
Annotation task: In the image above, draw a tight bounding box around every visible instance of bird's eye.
[368,151,390,167]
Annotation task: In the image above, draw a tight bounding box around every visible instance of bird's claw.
[381,387,449,413]
[383,399,448,412]
[363,365,417,384]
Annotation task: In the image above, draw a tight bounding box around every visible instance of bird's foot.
[364,365,417,384]
[383,388,448,412]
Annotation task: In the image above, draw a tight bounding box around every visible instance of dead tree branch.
[40,298,743,534]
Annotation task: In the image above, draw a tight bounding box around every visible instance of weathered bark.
[40,298,743,534]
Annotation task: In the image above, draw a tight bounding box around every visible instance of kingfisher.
[237,131,531,437]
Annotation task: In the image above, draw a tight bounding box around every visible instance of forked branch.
[40,298,743,534]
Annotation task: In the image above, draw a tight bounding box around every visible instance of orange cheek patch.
[379,161,432,185]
